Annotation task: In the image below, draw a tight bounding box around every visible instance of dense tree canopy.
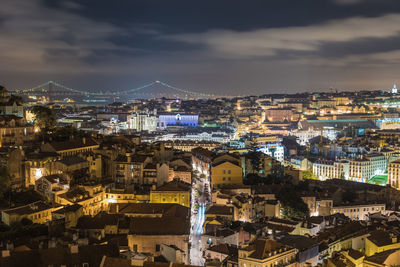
[0,166,11,199]
[31,105,56,130]
[9,95,24,105]
[278,185,310,220]
[303,170,318,180]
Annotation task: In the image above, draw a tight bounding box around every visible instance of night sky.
[2,0,400,94]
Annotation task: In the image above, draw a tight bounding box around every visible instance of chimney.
[1,250,10,258]
[6,242,13,251]
[70,245,79,254]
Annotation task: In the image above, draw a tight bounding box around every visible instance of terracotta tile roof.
[367,230,397,247]
[52,204,82,214]
[47,138,98,152]
[207,244,238,256]
[129,216,190,235]
[109,203,189,218]
[154,180,191,192]
[2,201,52,216]
[364,249,400,264]
[206,205,234,216]
[243,238,292,260]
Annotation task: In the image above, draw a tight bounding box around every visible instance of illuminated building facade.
[264,108,293,122]
[376,118,400,130]
[127,112,158,132]
[256,143,285,162]
[312,160,349,180]
[388,159,400,190]
[392,83,398,94]
[349,154,386,183]
[158,113,198,129]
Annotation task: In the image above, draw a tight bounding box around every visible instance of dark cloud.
[2,0,400,94]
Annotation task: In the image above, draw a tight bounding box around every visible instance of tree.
[278,185,309,220]
[31,106,55,131]
[342,189,356,204]
[244,173,263,185]
[0,166,11,199]
[303,170,318,180]
[9,95,24,105]
[53,126,79,141]
[20,217,33,226]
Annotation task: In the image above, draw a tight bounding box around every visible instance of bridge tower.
[48,81,53,102]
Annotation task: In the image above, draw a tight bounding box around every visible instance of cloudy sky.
[2,0,400,94]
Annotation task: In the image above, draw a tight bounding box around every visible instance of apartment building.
[332,203,385,220]
[388,159,400,190]
[349,154,386,183]
[312,160,349,180]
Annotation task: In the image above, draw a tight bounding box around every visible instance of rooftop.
[2,201,52,216]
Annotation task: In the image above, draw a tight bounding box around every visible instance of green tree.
[53,126,79,141]
[0,166,11,199]
[342,189,356,204]
[244,173,263,185]
[278,185,309,220]
[9,95,24,105]
[31,106,55,131]
[20,217,33,226]
[303,170,318,180]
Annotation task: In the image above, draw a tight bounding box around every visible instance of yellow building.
[1,201,55,226]
[205,205,234,221]
[388,159,400,190]
[203,205,234,232]
[363,249,400,267]
[41,137,99,157]
[211,161,243,186]
[239,238,296,267]
[105,188,150,204]
[365,230,400,257]
[55,184,106,216]
[51,204,83,229]
[150,179,191,207]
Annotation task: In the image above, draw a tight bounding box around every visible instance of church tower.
[392,83,398,94]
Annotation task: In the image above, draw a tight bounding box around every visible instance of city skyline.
[3,0,400,94]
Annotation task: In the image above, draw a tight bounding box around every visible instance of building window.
[156,244,160,252]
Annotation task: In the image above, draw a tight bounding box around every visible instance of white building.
[127,113,158,132]
[256,143,284,162]
[332,203,385,220]
[158,113,198,129]
[312,160,349,180]
[388,159,400,190]
[392,83,398,94]
[376,118,400,130]
[155,131,233,143]
[348,154,386,183]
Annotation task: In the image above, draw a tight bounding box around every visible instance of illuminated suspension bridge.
[11,80,232,100]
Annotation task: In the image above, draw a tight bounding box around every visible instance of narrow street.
[189,173,211,266]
